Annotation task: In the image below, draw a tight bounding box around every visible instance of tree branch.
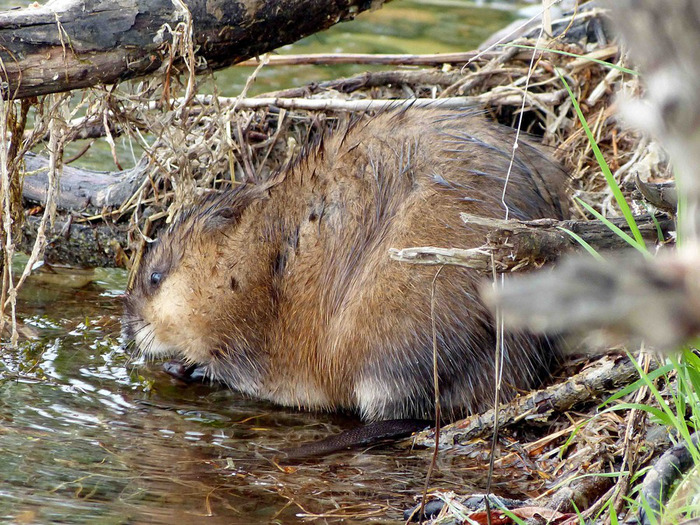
[391,213,674,273]
[0,0,387,99]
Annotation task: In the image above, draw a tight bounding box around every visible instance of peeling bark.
[391,213,674,273]
[0,0,387,99]
[412,355,652,448]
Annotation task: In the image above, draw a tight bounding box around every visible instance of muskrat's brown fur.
[122,107,568,422]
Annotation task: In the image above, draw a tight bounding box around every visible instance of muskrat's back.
[123,108,568,421]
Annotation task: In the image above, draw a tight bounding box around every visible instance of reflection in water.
[0,264,545,523]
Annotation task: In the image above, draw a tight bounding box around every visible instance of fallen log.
[18,215,129,268]
[0,0,387,99]
[391,212,674,273]
[412,354,651,448]
[22,152,145,210]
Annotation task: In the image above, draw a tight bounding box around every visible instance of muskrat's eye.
[150,272,163,286]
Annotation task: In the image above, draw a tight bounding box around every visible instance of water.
[213,1,517,98]
[2,1,543,522]
[1,271,540,523]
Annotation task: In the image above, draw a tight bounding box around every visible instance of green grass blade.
[638,493,660,525]
[668,355,700,463]
[684,348,700,369]
[576,198,650,257]
[683,349,700,395]
[627,353,697,447]
[557,69,647,251]
[556,226,605,261]
[642,203,665,243]
[600,363,675,406]
[505,43,638,76]
[677,176,686,247]
[603,402,674,426]
[496,507,527,525]
[650,213,664,244]
[608,497,619,525]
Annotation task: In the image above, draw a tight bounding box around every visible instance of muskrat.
[122,107,568,422]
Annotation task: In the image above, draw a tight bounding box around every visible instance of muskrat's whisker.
[135,326,157,361]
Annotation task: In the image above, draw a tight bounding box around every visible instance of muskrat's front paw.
[162,360,205,383]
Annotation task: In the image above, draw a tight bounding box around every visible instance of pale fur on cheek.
[140,274,217,364]
[133,322,176,358]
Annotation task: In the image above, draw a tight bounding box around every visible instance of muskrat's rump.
[122,107,568,421]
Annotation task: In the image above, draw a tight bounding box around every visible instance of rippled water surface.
[2,266,539,523]
[0,1,547,522]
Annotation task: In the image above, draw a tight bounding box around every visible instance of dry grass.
[0,4,678,522]
[108,8,670,238]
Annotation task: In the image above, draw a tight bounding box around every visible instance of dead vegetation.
[13,3,672,276]
[0,2,688,523]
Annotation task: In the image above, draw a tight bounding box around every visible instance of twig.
[389,214,673,274]
[148,93,566,113]
[411,355,651,448]
[606,352,651,525]
[10,95,68,305]
[235,52,497,67]
[418,266,445,523]
[267,69,465,98]
[0,93,13,339]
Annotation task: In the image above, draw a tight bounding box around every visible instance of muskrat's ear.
[202,206,243,233]
[200,184,270,233]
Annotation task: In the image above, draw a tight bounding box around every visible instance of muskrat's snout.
[120,294,161,358]
[119,255,182,360]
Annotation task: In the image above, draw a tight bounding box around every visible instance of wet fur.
[122,108,568,422]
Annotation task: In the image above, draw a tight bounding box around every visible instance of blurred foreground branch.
[487,0,700,351]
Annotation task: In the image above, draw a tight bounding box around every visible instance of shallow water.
[1,1,551,522]
[213,0,518,98]
[1,265,547,523]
